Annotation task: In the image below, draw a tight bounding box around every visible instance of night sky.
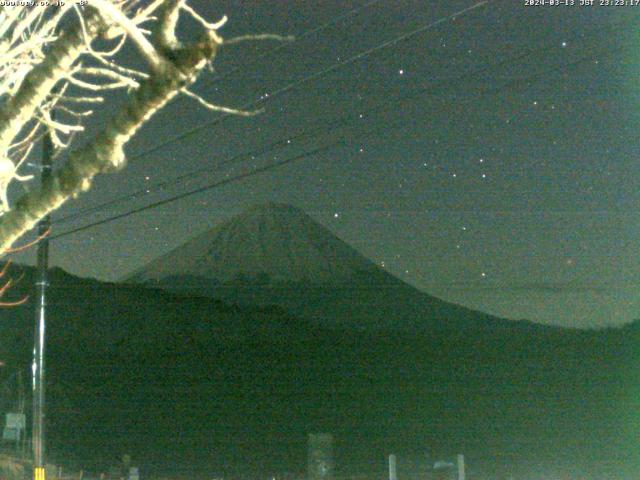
[11,0,640,328]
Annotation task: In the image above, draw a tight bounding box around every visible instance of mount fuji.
[126,202,512,331]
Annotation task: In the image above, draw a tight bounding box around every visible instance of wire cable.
[48,42,620,243]
[49,144,339,241]
[51,12,633,227]
[119,1,491,164]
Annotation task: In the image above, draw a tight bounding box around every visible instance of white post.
[307,433,334,480]
[388,454,397,480]
[457,454,465,480]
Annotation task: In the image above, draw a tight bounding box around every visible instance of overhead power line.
[48,42,623,243]
[52,0,496,226]
[120,1,491,164]
[49,144,338,241]
[51,12,634,227]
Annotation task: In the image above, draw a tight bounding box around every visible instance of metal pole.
[33,122,54,480]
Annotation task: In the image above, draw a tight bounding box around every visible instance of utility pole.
[33,120,54,480]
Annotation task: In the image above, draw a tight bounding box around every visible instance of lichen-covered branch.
[0,8,105,154]
[0,2,172,203]
[0,1,275,255]
[0,23,223,254]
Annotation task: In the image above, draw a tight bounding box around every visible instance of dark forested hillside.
[0,263,636,479]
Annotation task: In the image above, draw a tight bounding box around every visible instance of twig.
[224,33,294,45]
[181,88,263,116]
